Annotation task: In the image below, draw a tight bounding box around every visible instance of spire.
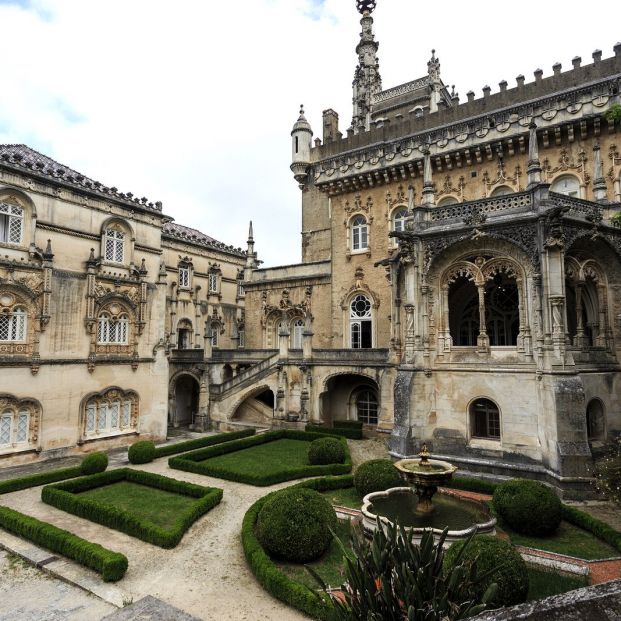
[290,105,313,188]
[351,2,382,134]
[421,146,435,206]
[527,121,542,188]
[592,142,608,202]
[428,50,442,113]
[245,221,257,276]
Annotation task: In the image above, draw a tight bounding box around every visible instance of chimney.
[534,68,543,84]
[592,49,602,64]
[552,62,562,76]
[572,56,582,69]
[482,85,491,98]
[322,109,339,143]
[516,74,525,88]
[499,80,508,93]
[467,90,475,102]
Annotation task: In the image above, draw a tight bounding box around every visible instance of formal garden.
[0,424,620,619]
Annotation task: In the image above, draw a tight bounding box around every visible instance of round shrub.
[444,536,529,608]
[128,440,156,465]
[354,459,401,497]
[308,437,345,465]
[493,479,561,536]
[80,451,108,475]
[255,487,337,562]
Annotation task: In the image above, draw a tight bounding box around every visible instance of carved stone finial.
[356,0,377,14]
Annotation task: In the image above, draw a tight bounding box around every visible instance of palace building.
[2,1,621,496]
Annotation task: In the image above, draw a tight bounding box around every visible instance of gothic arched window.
[350,294,372,348]
[351,215,368,251]
[470,398,501,440]
[551,175,580,197]
[490,185,513,197]
[292,318,305,349]
[97,312,129,344]
[83,389,138,438]
[104,228,125,263]
[0,306,27,342]
[392,208,408,233]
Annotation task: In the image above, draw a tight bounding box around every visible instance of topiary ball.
[354,459,401,497]
[444,536,529,608]
[255,487,337,562]
[80,451,108,475]
[308,437,346,465]
[128,440,156,465]
[493,479,561,537]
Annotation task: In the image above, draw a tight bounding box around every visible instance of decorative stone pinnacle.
[356,0,377,14]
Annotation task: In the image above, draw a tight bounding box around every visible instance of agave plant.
[307,519,497,621]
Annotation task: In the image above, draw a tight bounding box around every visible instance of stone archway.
[231,386,275,424]
[320,373,380,426]
[172,374,200,427]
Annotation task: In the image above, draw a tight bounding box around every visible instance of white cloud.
[1,0,619,265]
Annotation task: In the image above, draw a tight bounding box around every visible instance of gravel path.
[0,550,114,621]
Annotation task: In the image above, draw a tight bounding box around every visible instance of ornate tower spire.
[352,1,381,134]
[427,50,442,113]
[245,221,257,276]
[527,121,542,188]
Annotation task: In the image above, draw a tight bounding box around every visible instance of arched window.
[292,318,305,349]
[437,196,459,207]
[97,312,129,344]
[103,228,125,263]
[392,208,408,233]
[470,398,501,440]
[83,389,138,438]
[551,175,580,197]
[490,185,513,197]
[350,294,372,348]
[177,319,193,350]
[586,399,605,441]
[484,272,519,346]
[0,202,23,245]
[351,215,368,251]
[178,265,191,289]
[0,306,27,342]
[355,389,378,425]
[0,409,29,446]
[448,276,479,346]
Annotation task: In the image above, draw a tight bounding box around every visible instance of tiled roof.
[0,144,162,213]
[163,221,246,257]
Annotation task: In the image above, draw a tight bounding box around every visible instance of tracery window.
[0,306,27,342]
[550,175,580,197]
[350,294,372,348]
[179,266,190,289]
[355,389,378,425]
[208,272,219,294]
[392,208,408,234]
[83,389,138,438]
[0,202,23,245]
[0,409,29,447]
[0,395,40,453]
[97,312,129,344]
[470,398,501,440]
[351,215,368,251]
[292,318,305,349]
[104,229,124,263]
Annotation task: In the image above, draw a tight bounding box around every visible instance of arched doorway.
[174,375,199,427]
[320,374,380,426]
[586,399,605,442]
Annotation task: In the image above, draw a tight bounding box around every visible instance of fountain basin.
[361,487,496,545]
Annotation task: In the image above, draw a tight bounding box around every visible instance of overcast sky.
[1,0,619,266]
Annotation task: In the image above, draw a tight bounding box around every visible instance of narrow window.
[208,272,218,293]
[392,208,408,234]
[0,412,12,446]
[16,411,28,443]
[350,294,372,348]
[351,215,368,251]
[179,266,190,288]
[238,329,245,348]
[86,403,96,433]
[97,404,108,431]
[292,319,305,349]
[211,327,219,347]
[122,401,131,428]
[110,401,120,430]
[0,203,23,244]
[104,229,124,263]
[470,399,501,440]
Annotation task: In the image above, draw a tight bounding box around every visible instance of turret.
[244,221,258,280]
[290,105,313,188]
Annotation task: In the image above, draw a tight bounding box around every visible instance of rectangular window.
[351,322,361,348]
[238,281,244,297]
[210,328,218,347]
[179,266,190,288]
[16,412,28,443]
[0,415,11,446]
[122,401,131,428]
[208,273,218,293]
[0,314,9,341]
[110,401,120,430]
[104,230,124,263]
[0,203,23,244]
[97,404,108,431]
[238,330,244,348]
[86,404,96,433]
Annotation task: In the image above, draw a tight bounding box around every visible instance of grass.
[200,439,312,479]
[276,519,352,590]
[526,566,588,600]
[499,519,619,560]
[79,481,197,530]
[320,487,363,509]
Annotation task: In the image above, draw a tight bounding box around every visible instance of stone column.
[421,147,435,206]
[550,295,566,358]
[476,284,489,350]
[574,284,586,348]
[592,143,608,203]
[527,121,542,188]
[194,372,210,431]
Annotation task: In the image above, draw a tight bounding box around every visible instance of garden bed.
[170,430,352,486]
[42,468,222,548]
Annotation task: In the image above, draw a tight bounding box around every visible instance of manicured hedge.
[305,424,363,440]
[153,428,256,458]
[445,476,498,496]
[0,505,127,581]
[561,505,621,554]
[0,466,83,495]
[333,420,363,430]
[42,468,222,548]
[128,441,156,464]
[80,452,108,475]
[354,459,401,497]
[308,437,346,466]
[169,430,352,486]
[241,475,353,620]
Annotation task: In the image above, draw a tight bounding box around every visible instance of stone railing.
[210,352,280,397]
[549,192,604,222]
[427,192,533,224]
[170,349,204,363]
[311,348,390,363]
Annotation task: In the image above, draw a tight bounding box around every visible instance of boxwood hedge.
[42,468,222,548]
[0,505,127,581]
[153,428,256,458]
[241,475,353,620]
[304,424,363,440]
[0,466,83,495]
[169,430,352,485]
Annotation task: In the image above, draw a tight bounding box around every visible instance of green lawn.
[79,481,196,530]
[320,486,365,509]
[527,566,588,601]
[500,519,619,560]
[200,439,312,479]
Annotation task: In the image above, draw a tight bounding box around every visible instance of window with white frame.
[292,318,305,349]
[97,312,129,344]
[0,203,23,245]
[208,272,219,293]
[84,394,136,437]
[392,208,408,234]
[0,409,29,447]
[351,215,368,251]
[179,266,190,289]
[0,306,27,342]
[238,281,245,297]
[350,294,372,348]
[104,229,125,263]
[551,175,580,198]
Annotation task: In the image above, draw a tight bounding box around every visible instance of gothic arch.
[79,386,139,441]
[229,383,276,421]
[0,393,42,453]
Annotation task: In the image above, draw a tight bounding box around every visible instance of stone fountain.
[360,446,496,543]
